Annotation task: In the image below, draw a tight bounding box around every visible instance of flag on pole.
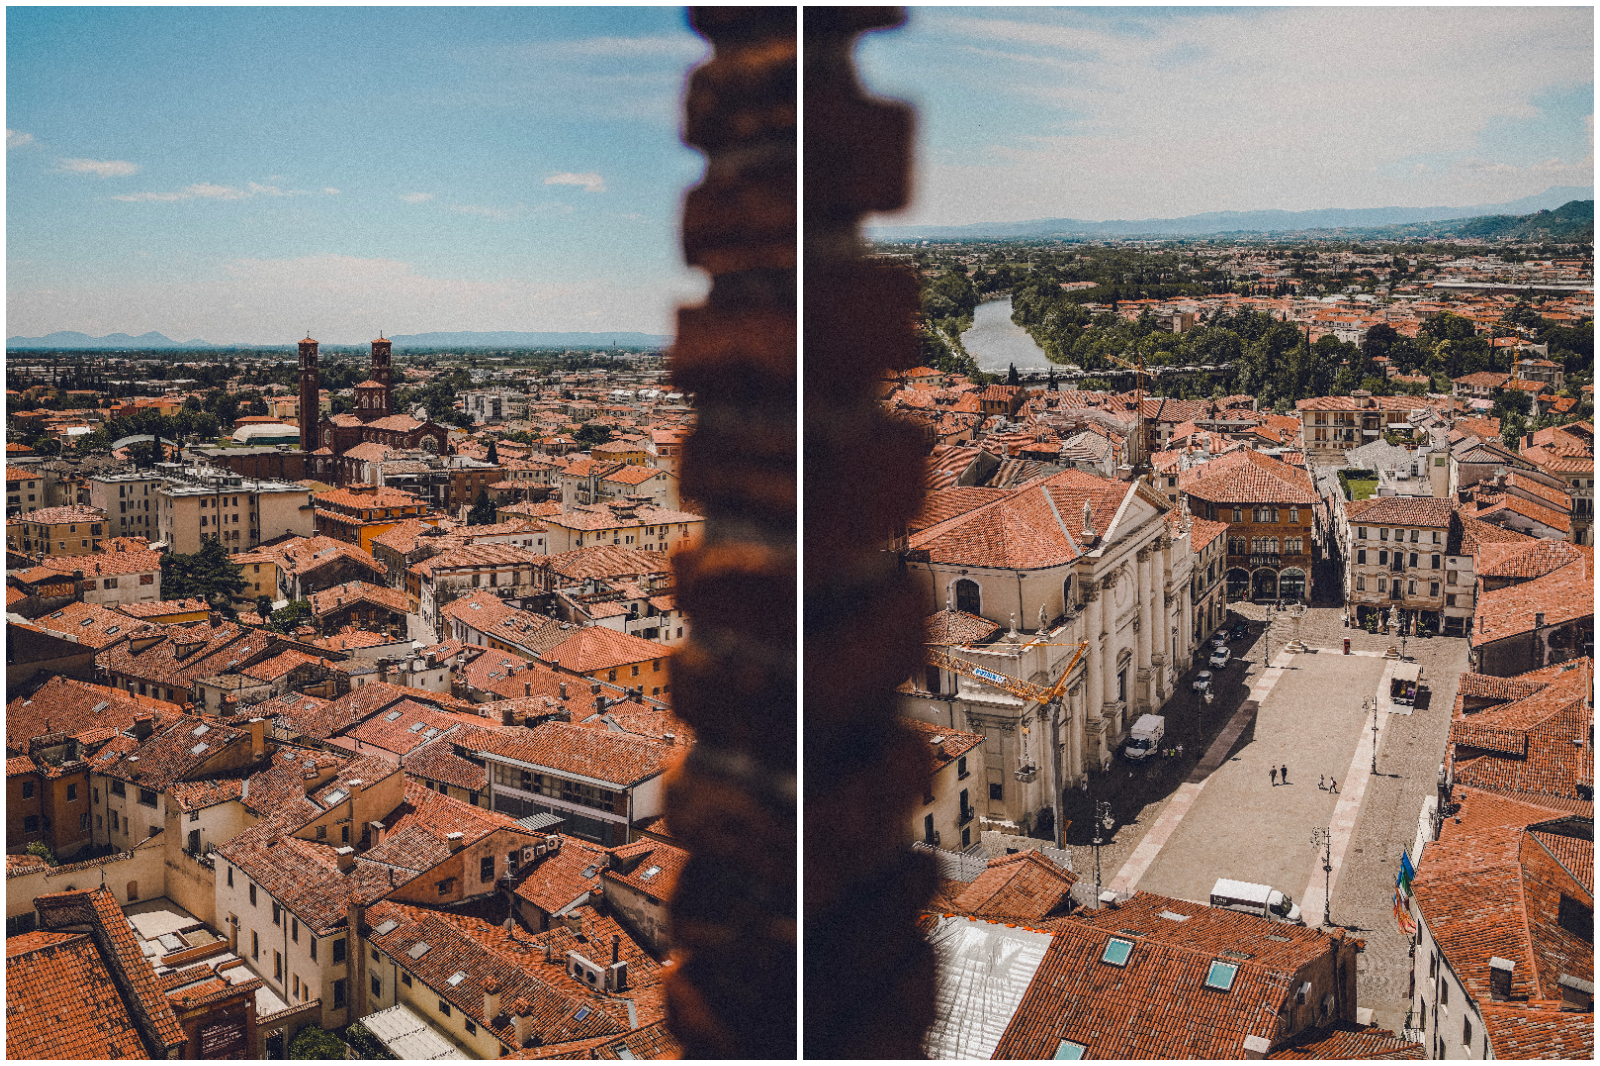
[1394,873,1417,936]
[1399,850,1416,896]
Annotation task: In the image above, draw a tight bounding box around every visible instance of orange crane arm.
[924,641,1089,708]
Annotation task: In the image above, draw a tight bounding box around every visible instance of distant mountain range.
[868,185,1595,240]
[5,329,673,351]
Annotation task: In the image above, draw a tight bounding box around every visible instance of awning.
[360,1003,468,1060]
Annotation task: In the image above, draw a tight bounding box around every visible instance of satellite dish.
[412,405,429,421]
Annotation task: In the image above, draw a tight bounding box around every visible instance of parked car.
[1191,670,1213,694]
[1229,622,1250,641]
[1209,646,1232,669]
[1210,633,1229,649]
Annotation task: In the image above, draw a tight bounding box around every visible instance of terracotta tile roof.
[911,486,1012,534]
[1470,493,1572,535]
[1477,1002,1594,1058]
[362,899,637,1051]
[985,891,1345,1059]
[313,486,424,511]
[909,468,1145,569]
[5,930,152,1058]
[1178,447,1319,506]
[602,838,687,904]
[270,536,387,580]
[287,682,474,742]
[585,1020,684,1059]
[546,626,670,674]
[924,608,1001,647]
[96,715,254,791]
[308,579,411,617]
[1451,660,1592,801]
[539,501,701,532]
[950,852,1077,921]
[1452,416,1503,443]
[540,545,671,583]
[6,505,106,526]
[6,676,183,753]
[37,548,162,578]
[96,620,276,690]
[363,778,530,872]
[309,627,399,652]
[1411,788,1588,1005]
[511,836,611,914]
[580,703,691,745]
[238,647,326,681]
[404,736,490,791]
[113,598,210,619]
[27,601,146,650]
[461,721,670,788]
[333,700,478,758]
[1346,496,1453,528]
[602,464,664,486]
[1266,1021,1423,1059]
[412,542,546,579]
[1454,371,1512,388]
[445,592,574,659]
[1472,544,1592,646]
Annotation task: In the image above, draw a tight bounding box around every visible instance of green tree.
[289,1025,348,1060]
[269,599,313,633]
[255,595,273,621]
[485,438,499,464]
[1006,363,1020,387]
[1490,387,1532,421]
[575,422,613,447]
[25,842,58,867]
[126,439,164,469]
[467,489,498,526]
[160,540,247,608]
[1501,411,1530,450]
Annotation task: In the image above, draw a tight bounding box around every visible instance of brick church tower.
[353,336,393,423]
[298,336,319,452]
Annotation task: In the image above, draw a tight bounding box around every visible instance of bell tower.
[371,335,393,416]
[298,336,319,452]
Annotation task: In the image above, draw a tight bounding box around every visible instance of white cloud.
[7,253,701,343]
[399,192,434,204]
[545,172,606,194]
[57,158,140,178]
[112,180,330,203]
[878,7,1594,222]
[7,129,35,149]
[323,188,340,195]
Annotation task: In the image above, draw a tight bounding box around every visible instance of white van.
[1209,877,1303,924]
[1123,714,1165,761]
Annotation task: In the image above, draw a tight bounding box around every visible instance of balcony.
[959,804,976,827]
[1249,554,1281,569]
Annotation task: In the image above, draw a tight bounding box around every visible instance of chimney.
[208,610,221,627]
[1242,1035,1271,1060]
[590,681,601,695]
[248,717,266,759]
[611,933,620,964]
[133,715,154,741]
[1558,974,1593,1013]
[446,831,465,852]
[1535,612,1546,629]
[502,706,516,726]
[1489,957,1516,1002]
[524,682,531,697]
[595,697,606,715]
[564,912,582,935]
[511,1000,534,1048]
[367,820,385,847]
[482,976,501,1022]
[559,682,568,700]
[335,845,355,873]
[663,733,676,745]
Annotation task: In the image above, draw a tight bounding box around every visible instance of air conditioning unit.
[522,845,537,864]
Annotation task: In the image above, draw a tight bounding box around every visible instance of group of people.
[1269,764,1339,793]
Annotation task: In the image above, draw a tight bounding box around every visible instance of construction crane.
[924,640,1091,781]
[1104,350,1154,476]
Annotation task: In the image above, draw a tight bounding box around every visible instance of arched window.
[955,579,980,616]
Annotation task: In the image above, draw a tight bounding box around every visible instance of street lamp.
[1092,800,1114,907]
[1310,827,1333,928]
[1369,696,1380,775]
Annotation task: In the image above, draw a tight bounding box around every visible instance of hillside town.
[6,340,699,1059]
[879,247,1594,1058]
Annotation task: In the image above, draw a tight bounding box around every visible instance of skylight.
[407,942,431,959]
[80,618,93,626]
[1053,1041,1086,1060]
[192,723,210,737]
[409,722,425,733]
[191,743,209,755]
[573,1006,591,1022]
[324,788,349,805]
[1205,960,1239,992]
[106,626,120,635]
[640,866,661,881]
[91,701,109,713]
[1100,938,1134,967]
[374,919,399,936]
[447,971,466,986]
[1159,910,1189,923]
[581,865,599,879]
[385,710,403,722]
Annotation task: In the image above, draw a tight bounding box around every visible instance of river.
[960,297,1056,374]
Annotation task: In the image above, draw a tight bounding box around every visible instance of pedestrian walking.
[1319,774,1326,791]
[1270,767,1278,786]
[1330,778,1338,794]
[1280,763,1288,784]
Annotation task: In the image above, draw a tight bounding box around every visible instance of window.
[1430,554,1440,570]
[292,918,299,942]
[1558,895,1593,943]
[481,856,496,882]
[21,781,34,799]
[333,979,346,1009]
[1440,977,1448,1005]
[1447,570,1457,585]
[1290,507,1298,523]
[1446,594,1457,607]
[252,931,259,959]
[957,756,968,779]
[1379,550,1388,565]
[990,782,1003,801]
[1380,528,1388,540]
[250,884,257,905]
[1410,529,1419,542]
[439,999,452,1018]
[465,1019,477,1036]
[402,972,412,987]
[1357,549,1366,565]
[1205,960,1240,991]
[1101,938,1134,966]
[608,670,617,682]
[372,975,382,997]
[111,811,119,831]
[1430,583,1439,597]
[1409,553,1418,568]
[1355,575,1365,591]
[23,815,39,834]
[1408,580,1417,595]
[227,866,233,887]
[111,780,126,797]
[190,810,199,822]
[273,903,281,926]
[310,936,317,961]
[138,573,153,585]
[138,788,156,808]
[333,938,347,963]
[1377,577,1387,593]
[1463,1017,1472,1047]
[1358,526,1368,540]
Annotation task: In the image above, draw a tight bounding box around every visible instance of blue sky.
[857,6,1594,226]
[7,7,709,343]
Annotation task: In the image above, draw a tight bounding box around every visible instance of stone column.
[1136,549,1154,713]
[1101,574,1121,747]
[1083,580,1104,763]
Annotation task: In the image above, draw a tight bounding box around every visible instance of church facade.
[297,336,450,485]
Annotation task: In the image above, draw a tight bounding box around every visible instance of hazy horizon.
[858,6,1594,228]
[6,7,709,345]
